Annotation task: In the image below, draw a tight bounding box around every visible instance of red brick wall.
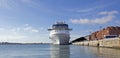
[89,26,120,40]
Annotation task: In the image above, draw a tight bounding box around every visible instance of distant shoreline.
[0,42,51,45]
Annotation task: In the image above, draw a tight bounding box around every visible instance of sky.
[0,0,120,43]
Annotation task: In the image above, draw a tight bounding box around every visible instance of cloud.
[0,35,27,39]
[23,24,39,33]
[71,19,89,24]
[66,8,94,13]
[0,24,41,40]
[0,24,49,43]
[0,24,40,33]
[20,0,33,3]
[31,29,39,33]
[0,0,38,10]
[0,28,5,31]
[99,10,118,15]
[70,10,118,24]
[66,7,97,13]
[66,1,117,13]
[0,0,25,10]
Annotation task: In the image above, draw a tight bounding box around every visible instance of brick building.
[89,26,120,40]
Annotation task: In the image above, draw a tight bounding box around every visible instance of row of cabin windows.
[53,30,68,32]
[52,26,68,29]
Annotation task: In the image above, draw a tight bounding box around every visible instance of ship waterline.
[48,22,72,45]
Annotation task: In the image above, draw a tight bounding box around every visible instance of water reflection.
[50,45,70,58]
[86,47,120,58]
[70,45,120,58]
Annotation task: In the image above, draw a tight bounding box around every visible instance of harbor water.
[0,44,120,58]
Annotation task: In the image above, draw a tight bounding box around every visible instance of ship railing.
[48,28,72,30]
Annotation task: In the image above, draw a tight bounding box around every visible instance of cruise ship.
[48,22,72,45]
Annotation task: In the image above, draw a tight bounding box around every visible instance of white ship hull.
[49,30,70,45]
[48,22,72,45]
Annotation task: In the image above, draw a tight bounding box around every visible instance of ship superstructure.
[48,22,72,45]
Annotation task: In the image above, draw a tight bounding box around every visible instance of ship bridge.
[48,22,72,31]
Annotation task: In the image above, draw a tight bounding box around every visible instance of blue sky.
[0,0,120,43]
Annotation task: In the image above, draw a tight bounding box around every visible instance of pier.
[71,26,120,48]
[72,37,120,48]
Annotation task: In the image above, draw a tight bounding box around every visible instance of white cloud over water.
[0,24,47,43]
[70,10,118,24]
[23,24,39,33]
[0,35,27,39]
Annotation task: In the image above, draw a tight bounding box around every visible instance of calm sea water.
[0,44,120,58]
